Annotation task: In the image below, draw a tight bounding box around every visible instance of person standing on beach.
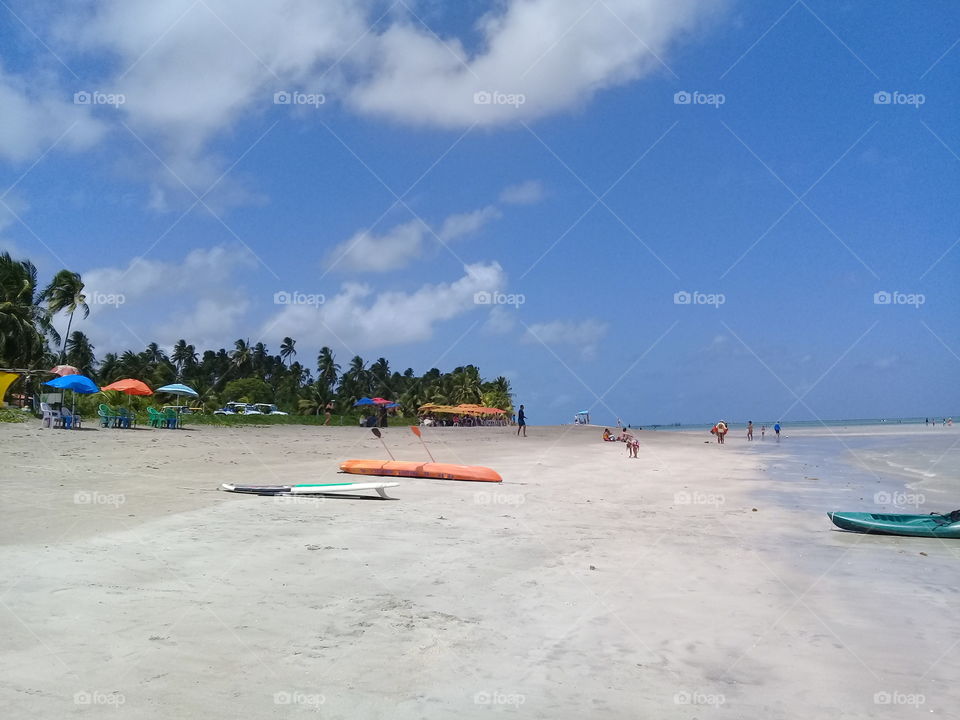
[324,401,333,426]
[747,421,754,441]
[774,422,781,441]
[517,405,527,437]
[716,420,728,444]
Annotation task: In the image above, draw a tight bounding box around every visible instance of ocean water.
[638,417,957,432]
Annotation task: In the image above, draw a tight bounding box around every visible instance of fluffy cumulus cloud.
[1,0,713,173]
[327,204,501,272]
[349,0,712,127]
[264,261,506,349]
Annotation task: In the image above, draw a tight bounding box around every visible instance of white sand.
[1,421,957,718]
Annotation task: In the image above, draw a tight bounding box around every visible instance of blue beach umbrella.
[353,397,376,406]
[44,374,100,417]
[156,383,199,402]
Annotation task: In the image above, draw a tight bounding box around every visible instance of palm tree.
[65,331,96,376]
[252,342,268,374]
[231,339,252,374]
[144,342,167,365]
[172,339,190,377]
[0,252,59,367]
[40,269,89,362]
[280,337,296,366]
[98,352,119,383]
[369,357,391,397]
[317,346,339,390]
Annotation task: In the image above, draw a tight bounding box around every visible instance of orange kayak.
[340,459,502,483]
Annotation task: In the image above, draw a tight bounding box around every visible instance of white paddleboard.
[220,481,399,498]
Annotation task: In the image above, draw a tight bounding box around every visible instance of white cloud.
[523,318,608,358]
[349,0,712,127]
[264,261,506,349]
[500,180,545,205]
[327,204,501,272]
[438,205,501,242]
[0,68,105,164]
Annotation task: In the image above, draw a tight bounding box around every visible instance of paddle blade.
[371,428,382,438]
[410,426,422,438]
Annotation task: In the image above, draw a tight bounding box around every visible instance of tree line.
[0,252,514,414]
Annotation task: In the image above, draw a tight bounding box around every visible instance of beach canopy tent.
[576,410,590,424]
[419,403,506,416]
[101,379,153,396]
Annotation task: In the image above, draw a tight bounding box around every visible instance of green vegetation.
[1,252,514,418]
[0,407,26,423]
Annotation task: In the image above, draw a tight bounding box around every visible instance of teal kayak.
[828,511,960,539]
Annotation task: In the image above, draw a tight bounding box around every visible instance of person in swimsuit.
[747,421,753,441]
[517,405,526,437]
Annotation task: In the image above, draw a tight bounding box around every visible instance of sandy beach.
[1,421,958,718]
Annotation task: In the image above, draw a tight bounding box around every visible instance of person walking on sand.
[747,421,754,441]
[774,421,781,441]
[517,405,527,437]
[716,420,728,444]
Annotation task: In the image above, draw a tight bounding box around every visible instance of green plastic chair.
[98,404,117,428]
[163,408,179,429]
[147,407,164,428]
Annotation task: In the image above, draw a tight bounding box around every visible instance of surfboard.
[339,459,502,483]
[220,481,399,498]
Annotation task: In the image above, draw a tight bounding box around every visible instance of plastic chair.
[40,402,62,429]
[163,408,179,429]
[147,407,165,428]
[62,407,82,429]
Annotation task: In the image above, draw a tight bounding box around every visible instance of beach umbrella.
[49,365,79,376]
[371,397,391,405]
[156,383,198,407]
[101,379,153,396]
[353,397,376,406]
[44,374,100,417]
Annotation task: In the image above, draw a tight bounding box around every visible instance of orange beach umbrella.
[101,379,154,396]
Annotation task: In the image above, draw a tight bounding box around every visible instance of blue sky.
[1,0,958,424]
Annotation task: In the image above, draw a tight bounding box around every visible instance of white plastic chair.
[40,402,62,429]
